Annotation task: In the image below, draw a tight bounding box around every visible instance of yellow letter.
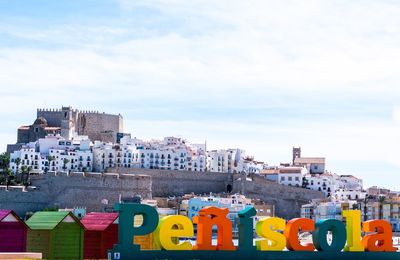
[342,210,364,252]
[255,217,286,251]
[155,215,194,250]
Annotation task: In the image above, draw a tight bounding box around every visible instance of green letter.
[238,207,256,251]
[312,219,346,252]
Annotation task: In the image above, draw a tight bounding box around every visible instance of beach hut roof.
[26,211,83,230]
[81,212,118,231]
[0,210,12,221]
[0,210,28,228]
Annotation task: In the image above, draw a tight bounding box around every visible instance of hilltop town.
[0,106,399,233]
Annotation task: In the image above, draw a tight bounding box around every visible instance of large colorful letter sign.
[114,203,159,253]
[284,218,315,251]
[107,204,399,260]
[255,217,286,251]
[192,206,236,251]
[154,215,194,250]
[238,207,257,251]
[312,219,346,252]
[362,220,397,252]
[342,210,364,252]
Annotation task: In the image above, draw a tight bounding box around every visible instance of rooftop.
[294,157,325,164]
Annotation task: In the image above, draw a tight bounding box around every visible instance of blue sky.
[0,0,399,190]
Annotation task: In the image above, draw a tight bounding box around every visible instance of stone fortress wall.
[0,172,152,216]
[111,168,324,219]
[0,168,323,219]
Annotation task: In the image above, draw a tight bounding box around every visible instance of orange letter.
[283,218,315,251]
[362,220,396,252]
[192,206,236,251]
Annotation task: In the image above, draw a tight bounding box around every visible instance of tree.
[62,158,70,172]
[362,197,369,221]
[378,195,386,220]
[2,168,12,187]
[0,153,10,185]
[20,166,28,184]
[15,158,21,176]
[47,155,55,173]
[21,166,32,186]
[0,152,10,170]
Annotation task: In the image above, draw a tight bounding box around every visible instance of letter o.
[312,219,346,252]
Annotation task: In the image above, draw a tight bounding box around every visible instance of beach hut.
[0,210,28,252]
[81,212,119,259]
[26,211,84,260]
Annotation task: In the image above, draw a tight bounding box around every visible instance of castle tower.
[292,147,301,165]
[60,106,75,139]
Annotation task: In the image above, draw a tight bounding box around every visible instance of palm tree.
[378,196,386,219]
[0,152,10,170]
[0,153,10,185]
[47,155,55,173]
[62,158,70,172]
[25,166,32,186]
[4,168,12,189]
[362,197,369,221]
[20,165,28,184]
[15,158,21,176]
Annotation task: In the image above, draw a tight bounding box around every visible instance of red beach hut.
[81,212,119,259]
[0,210,28,252]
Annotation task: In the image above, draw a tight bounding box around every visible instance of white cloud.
[1,0,400,189]
[393,107,400,124]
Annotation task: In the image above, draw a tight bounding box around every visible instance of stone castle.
[7,106,123,152]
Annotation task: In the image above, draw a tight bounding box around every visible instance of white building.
[293,157,325,174]
[301,199,358,221]
[92,136,207,172]
[335,188,366,200]
[9,135,93,174]
[260,166,305,187]
[303,172,365,199]
[207,148,245,173]
[303,173,338,197]
[9,147,46,174]
[337,175,363,190]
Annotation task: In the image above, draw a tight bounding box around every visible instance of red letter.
[284,218,315,251]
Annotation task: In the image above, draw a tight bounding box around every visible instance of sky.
[0,0,399,190]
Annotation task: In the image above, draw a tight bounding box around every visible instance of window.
[295,177,299,181]
[280,176,285,181]
[288,177,292,181]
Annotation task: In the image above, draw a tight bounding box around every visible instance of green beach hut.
[26,211,84,260]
